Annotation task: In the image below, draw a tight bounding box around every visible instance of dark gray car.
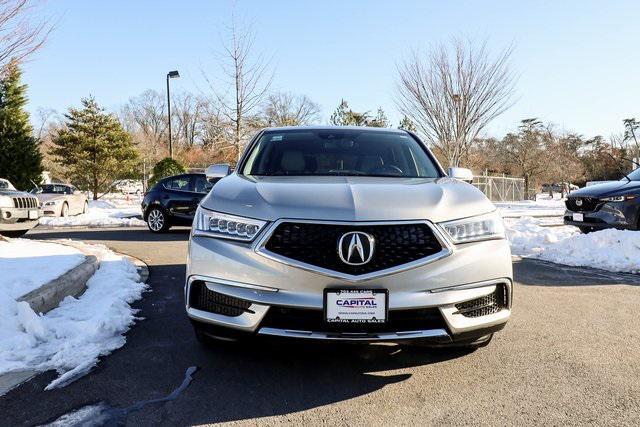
[564,168,640,232]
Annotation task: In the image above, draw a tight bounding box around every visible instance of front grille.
[566,197,601,212]
[12,196,39,209]
[189,281,253,317]
[261,306,447,333]
[454,284,508,318]
[264,222,443,275]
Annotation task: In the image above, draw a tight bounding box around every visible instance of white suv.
[0,178,40,237]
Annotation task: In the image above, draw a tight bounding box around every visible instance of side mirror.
[448,167,474,183]
[205,163,231,180]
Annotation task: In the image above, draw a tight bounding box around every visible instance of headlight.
[439,212,505,244]
[44,200,61,206]
[193,206,266,241]
[600,195,635,202]
[0,196,13,208]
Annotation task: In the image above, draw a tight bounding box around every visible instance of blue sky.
[21,0,640,138]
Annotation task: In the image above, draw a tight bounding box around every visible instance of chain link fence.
[472,174,532,202]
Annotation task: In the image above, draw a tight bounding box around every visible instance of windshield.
[626,168,640,181]
[39,184,70,194]
[242,129,441,178]
[0,179,15,190]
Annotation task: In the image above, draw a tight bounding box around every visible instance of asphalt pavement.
[1,226,639,426]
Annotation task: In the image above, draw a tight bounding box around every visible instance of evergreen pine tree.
[368,107,390,128]
[330,99,350,125]
[0,61,43,190]
[52,97,138,199]
[399,116,417,132]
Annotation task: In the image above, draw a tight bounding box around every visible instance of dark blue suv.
[142,173,219,232]
[564,168,640,233]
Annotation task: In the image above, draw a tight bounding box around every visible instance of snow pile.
[505,217,640,273]
[0,242,147,390]
[496,194,566,218]
[39,197,145,228]
[0,239,85,298]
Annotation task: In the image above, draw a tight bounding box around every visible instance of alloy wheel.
[148,209,165,232]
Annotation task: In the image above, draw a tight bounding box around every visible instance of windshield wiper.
[325,170,367,176]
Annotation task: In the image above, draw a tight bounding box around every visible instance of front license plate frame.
[573,213,584,222]
[324,289,388,324]
[28,209,38,220]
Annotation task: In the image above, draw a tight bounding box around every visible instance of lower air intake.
[454,284,508,318]
[189,281,253,317]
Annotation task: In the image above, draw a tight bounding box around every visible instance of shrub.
[149,157,185,186]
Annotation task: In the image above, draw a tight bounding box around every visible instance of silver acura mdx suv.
[186,126,512,349]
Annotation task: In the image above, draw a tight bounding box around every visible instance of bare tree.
[396,38,516,167]
[34,106,57,140]
[121,90,167,143]
[0,0,51,71]
[121,90,168,161]
[502,118,550,196]
[172,92,204,147]
[623,118,640,168]
[546,132,585,197]
[264,92,320,126]
[205,18,273,160]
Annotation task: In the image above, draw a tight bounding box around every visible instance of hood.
[202,174,494,223]
[0,189,36,198]
[36,193,65,203]
[570,180,640,198]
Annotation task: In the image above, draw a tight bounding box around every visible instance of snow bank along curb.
[17,255,99,314]
[16,240,149,315]
[0,240,150,394]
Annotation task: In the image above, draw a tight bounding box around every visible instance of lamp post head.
[167,70,180,79]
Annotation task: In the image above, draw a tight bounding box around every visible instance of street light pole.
[166,70,180,158]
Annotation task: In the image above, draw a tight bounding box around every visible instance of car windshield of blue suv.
[241,129,441,178]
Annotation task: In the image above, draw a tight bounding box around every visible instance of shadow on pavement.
[36,340,474,426]
[514,257,640,287]
[154,340,474,426]
[28,227,191,243]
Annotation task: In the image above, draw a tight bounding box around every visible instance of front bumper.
[563,200,639,230]
[0,207,40,231]
[185,229,513,344]
[41,205,62,216]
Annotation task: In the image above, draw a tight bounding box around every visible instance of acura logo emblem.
[338,232,375,265]
[576,198,583,206]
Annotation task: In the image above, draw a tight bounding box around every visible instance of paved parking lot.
[1,227,639,426]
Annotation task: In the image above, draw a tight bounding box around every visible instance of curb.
[17,255,99,314]
[16,241,149,315]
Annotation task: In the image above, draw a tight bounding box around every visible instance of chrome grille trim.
[253,219,453,282]
[12,196,39,209]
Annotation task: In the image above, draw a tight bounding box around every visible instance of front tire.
[146,207,170,233]
[83,201,89,214]
[61,202,69,217]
